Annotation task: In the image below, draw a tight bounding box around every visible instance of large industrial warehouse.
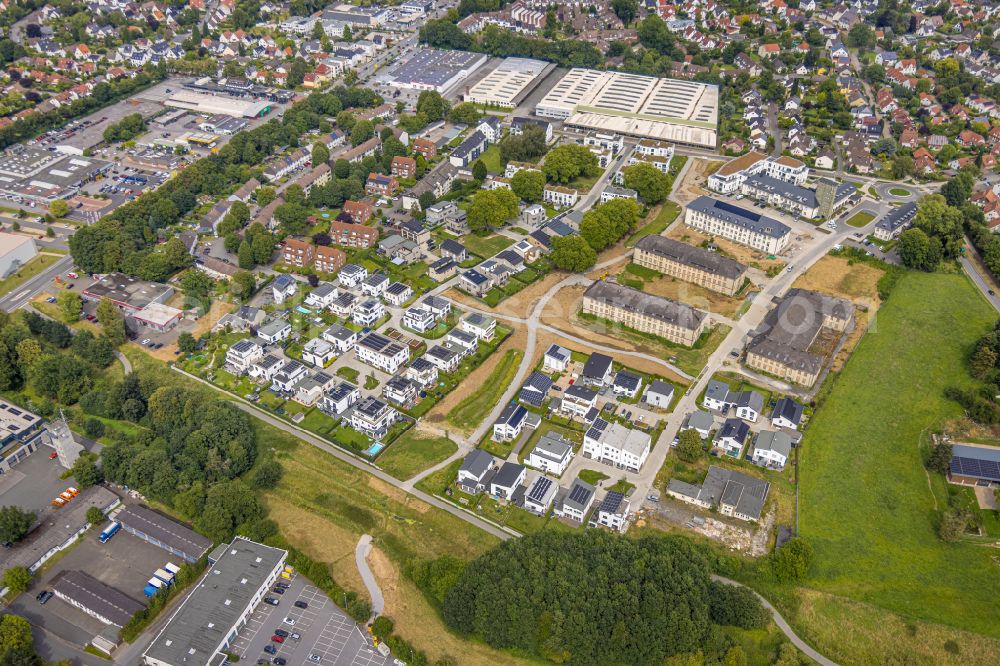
[464,58,552,109]
[165,90,273,118]
[535,69,719,148]
[390,48,488,92]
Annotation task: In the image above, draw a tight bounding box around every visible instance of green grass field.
[463,233,514,259]
[845,211,876,228]
[799,271,1000,638]
[448,349,523,430]
[477,145,504,174]
[888,187,910,197]
[626,202,681,247]
[377,432,458,480]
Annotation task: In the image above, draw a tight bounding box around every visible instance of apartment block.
[633,236,747,296]
[582,280,706,346]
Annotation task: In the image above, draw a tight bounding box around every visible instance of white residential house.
[543,344,571,372]
[321,380,360,415]
[583,419,651,473]
[561,385,598,418]
[523,476,557,514]
[257,319,292,345]
[643,380,674,409]
[493,403,528,442]
[352,298,385,327]
[684,410,714,439]
[403,306,435,333]
[349,396,397,440]
[702,379,732,412]
[489,462,525,500]
[424,345,460,373]
[361,273,389,297]
[304,282,338,309]
[734,391,765,423]
[595,491,630,533]
[271,274,298,304]
[751,430,792,469]
[383,282,414,306]
[405,357,438,388]
[338,263,368,288]
[456,449,496,494]
[446,329,478,357]
[271,360,308,392]
[421,295,451,320]
[771,397,804,430]
[328,292,357,318]
[301,337,337,366]
[225,339,263,374]
[355,333,410,373]
[383,375,420,406]
[248,354,283,382]
[460,313,496,341]
[321,323,358,354]
[556,478,596,521]
[293,371,336,406]
[525,431,574,476]
[714,418,751,458]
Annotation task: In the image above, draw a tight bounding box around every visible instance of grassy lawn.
[845,211,876,228]
[448,349,523,430]
[478,145,504,174]
[377,432,458,481]
[798,272,1000,638]
[0,253,61,296]
[888,187,910,197]
[578,469,609,486]
[626,202,681,247]
[565,168,604,193]
[464,233,514,259]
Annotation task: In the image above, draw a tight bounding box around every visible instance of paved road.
[115,351,132,374]
[0,254,73,312]
[172,367,517,540]
[355,535,384,616]
[711,576,840,666]
[959,255,1000,312]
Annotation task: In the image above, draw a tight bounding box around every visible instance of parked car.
[274,629,289,638]
[264,645,276,655]
[294,601,308,609]
[36,591,53,604]
[282,617,295,626]
[264,597,279,606]
[270,635,284,644]
[273,659,287,666]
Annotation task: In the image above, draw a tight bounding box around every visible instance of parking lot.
[8,524,162,648]
[230,572,392,666]
[0,447,81,517]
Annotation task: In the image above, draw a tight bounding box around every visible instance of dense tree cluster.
[946,320,1000,425]
[498,124,548,163]
[898,189,976,272]
[420,21,601,68]
[0,505,36,544]
[543,144,599,184]
[579,198,643,251]
[510,169,545,203]
[0,614,42,666]
[102,112,146,143]
[438,531,766,664]
[70,87,381,278]
[467,189,519,232]
[550,235,597,272]
[622,162,671,204]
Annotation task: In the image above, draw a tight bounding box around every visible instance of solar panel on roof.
[528,477,553,501]
[715,199,762,222]
[569,484,592,504]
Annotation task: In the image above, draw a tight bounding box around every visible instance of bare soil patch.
[667,225,786,272]
[673,158,723,205]
[639,274,749,318]
[792,255,883,307]
[423,325,527,432]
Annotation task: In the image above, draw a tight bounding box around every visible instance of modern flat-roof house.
[116,505,212,563]
[320,380,360,416]
[461,312,496,341]
[873,202,917,241]
[256,319,291,345]
[667,466,770,522]
[613,371,642,399]
[337,263,368,287]
[490,461,526,500]
[556,478,597,522]
[544,344,571,372]
[271,274,297,304]
[524,476,557,514]
[526,430,574,476]
[584,418,651,472]
[225,339,264,374]
[321,322,358,354]
[751,430,793,469]
[493,402,528,441]
[948,444,1000,487]
[745,288,853,387]
[301,337,337,367]
[142,538,287,666]
[457,449,496,494]
[771,397,804,430]
[349,396,397,440]
[355,333,409,374]
[595,491,630,533]
[52,571,144,628]
[634,236,748,296]
[305,283,339,309]
[582,281,707,346]
[684,196,791,254]
[561,384,598,418]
